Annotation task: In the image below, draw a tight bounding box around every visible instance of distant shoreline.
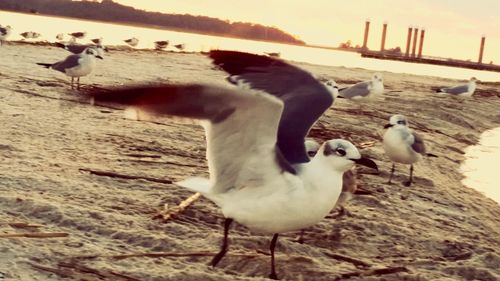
[0,9,306,46]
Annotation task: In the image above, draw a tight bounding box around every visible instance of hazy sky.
[111,0,500,62]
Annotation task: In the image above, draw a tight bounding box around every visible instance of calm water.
[461,128,500,204]
[1,11,499,203]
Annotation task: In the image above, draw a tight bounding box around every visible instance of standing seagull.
[124,37,139,47]
[174,43,186,51]
[383,114,436,186]
[86,50,378,279]
[436,77,478,97]
[55,42,108,56]
[68,31,86,42]
[0,25,12,46]
[37,47,103,89]
[154,40,169,50]
[338,73,384,99]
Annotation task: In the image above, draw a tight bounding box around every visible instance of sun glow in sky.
[110,0,500,63]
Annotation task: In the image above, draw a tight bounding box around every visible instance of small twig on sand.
[5,222,43,228]
[323,251,372,268]
[334,266,409,280]
[358,141,376,149]
[30,262,140,281]
[0,232,69,238]
[353,187,374,195]
[73,251,261,261]
[153,192,201,222]
[80,168,172,184]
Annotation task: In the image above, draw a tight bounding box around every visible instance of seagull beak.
[384,123,393,129]
[96,55,104,60]
[352,157,378,171]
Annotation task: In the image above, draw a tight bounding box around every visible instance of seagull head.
[384,114,408,129]
[85,47,104,59]
[323,80,339,98]
[470,77,478,83]
[372,73,383,84]
[318,139,378,172]
[305,139,321,158]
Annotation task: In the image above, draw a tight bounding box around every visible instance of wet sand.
[0,42,499,281]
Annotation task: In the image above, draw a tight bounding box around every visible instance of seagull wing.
[440,84,469,95]
[209,50,334,164]
[50,54,82,73]
[410,131,426,155]
[87,83,294,194]
[338,81,371,98]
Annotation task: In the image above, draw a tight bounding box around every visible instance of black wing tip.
[36,63,51,68]
[427,153,438,158]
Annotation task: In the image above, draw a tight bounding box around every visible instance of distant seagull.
[86,50,378,280]
[55,33,64,41]
[0,25,12,46]
[68,31,86,39]
[124,37,139,47]
[338,73,384,99]
[154,40,169,50]
[383,114,436,186]
[91,37,103,45]
[37,47,103,89]
[174,43,186,50]
[264,52,281,58]
[436,77,478,97]
[55,42,107,56]
[20,31,41,39]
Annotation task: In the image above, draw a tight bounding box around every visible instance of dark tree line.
[0,0,305,44]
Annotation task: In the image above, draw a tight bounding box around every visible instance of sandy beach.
[0,42,499,281]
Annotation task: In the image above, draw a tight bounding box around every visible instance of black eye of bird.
[397,120,406,125]
[336,148,346,156]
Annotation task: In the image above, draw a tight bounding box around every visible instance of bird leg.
[70,77,74,89]
[387,163,395,184]
[210,218,233,267]
[404,165,414,187]
[77,77,81,90]
[295,229,306,244]
[269,233,280,280]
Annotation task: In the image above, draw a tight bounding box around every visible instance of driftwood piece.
[153,192,201,221]
[73,251,261,261]
[80,168,172,184]
[334,266,409,280]
[323,251,372,268]
[31,262,140,281]
[6,222,43,228]
[0,232,69,238]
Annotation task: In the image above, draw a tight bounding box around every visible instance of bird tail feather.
[176,177,212,194]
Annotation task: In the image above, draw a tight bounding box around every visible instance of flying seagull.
[37,47,103,89]
[436,77,478,97]
[338,73,384,99]
[383,114,436,186]
[86,50,378,279]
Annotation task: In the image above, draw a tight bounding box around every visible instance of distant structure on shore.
[338,20,499,73]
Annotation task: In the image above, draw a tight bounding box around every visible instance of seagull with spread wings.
[87,50,378,279]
